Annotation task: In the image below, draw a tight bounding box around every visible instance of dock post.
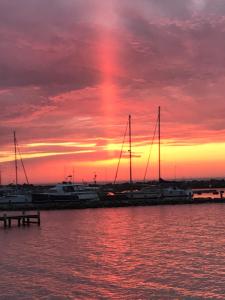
[8,218,11,227]
[18,218,21,227]
[22,211,26,226]
[3,213,7,228]
[37,211,40,226]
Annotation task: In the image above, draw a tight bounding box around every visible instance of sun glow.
[27,142,96,148]
[105,143,122,152]
[2,136,225,183]
[96,2,121,137]
[0,149,96,163]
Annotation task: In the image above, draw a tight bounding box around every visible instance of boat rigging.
[13,130,29,185]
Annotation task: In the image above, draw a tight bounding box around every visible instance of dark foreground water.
[1,204,225,299]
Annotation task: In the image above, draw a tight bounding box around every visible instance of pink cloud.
[1,0,225,182]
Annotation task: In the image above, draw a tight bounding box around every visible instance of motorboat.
[32,182,100,203]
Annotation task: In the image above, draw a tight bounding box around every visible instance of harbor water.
[1,204,225,299]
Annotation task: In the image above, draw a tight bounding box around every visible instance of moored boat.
[123,185,192,200]
[121,107,193,201]
[32,182,100,203]
[0,194,31,204]
[0,132,31,205]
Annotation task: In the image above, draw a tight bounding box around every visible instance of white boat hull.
[0,194,32,204]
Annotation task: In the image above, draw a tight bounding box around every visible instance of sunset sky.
[1,0,225,184]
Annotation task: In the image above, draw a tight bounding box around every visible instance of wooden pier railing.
[0,211,40,228]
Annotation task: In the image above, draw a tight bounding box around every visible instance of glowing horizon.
[2,134,225,184]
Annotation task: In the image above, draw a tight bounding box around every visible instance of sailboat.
[124,107,193,200]
[0,131,31,204]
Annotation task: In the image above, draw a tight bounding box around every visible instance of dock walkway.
[0,211,40,228]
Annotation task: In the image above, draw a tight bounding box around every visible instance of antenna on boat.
[72,167,75,184]
[13,130,18,186]
[93,172,97,185]
[129,114,133,185]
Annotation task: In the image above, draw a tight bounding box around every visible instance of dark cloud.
[0,26,101,88]
[0,0,106,90]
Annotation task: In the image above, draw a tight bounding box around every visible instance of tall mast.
[13,130,18,186]
[158,106,161,182]
[129,114,133,185]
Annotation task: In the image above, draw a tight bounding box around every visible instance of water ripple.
[0,204,225,299]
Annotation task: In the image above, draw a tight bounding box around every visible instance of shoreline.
[0,196,224,211]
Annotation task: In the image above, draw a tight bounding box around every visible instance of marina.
[1,1,225,298]
[0,187,224,211]
[1,108,224,211]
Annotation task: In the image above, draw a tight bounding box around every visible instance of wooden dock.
[0,211,40,228]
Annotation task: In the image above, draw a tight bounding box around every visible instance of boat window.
[63,186,75,192]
